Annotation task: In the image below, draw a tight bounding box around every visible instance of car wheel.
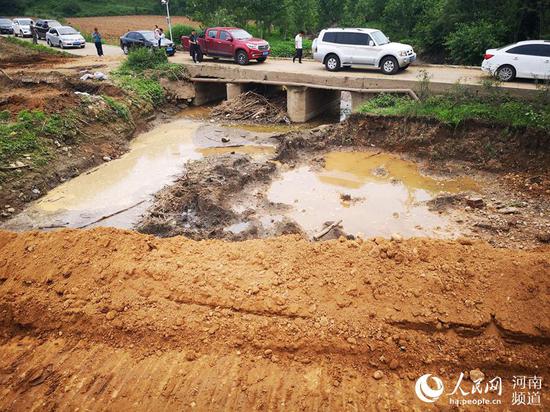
[123,44,129,55]
[47,39,52,47]
[257,57,267,63]
[325,54,340,72]
[19,30,23,37]
[496,65,516,82]
[59,42,64,49]
[236,50,249,65]
[380,56,399,75]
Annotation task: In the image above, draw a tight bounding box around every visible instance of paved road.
[5,35,124,57]
[4,35,538,94]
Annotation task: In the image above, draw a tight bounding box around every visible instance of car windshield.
[230,29,252,40]
[371,30,390,45]
[48,21,61,27]
[18,19,32,25]
[0,19,12,25]
[58,27,78,35]
[140,31,156,41]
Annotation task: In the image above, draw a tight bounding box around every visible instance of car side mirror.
[369,40,374,47]
[228,37,233,42]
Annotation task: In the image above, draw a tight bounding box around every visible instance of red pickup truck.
[182,27,270,65]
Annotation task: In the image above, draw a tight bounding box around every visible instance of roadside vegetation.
[0,110,76,171]
[113,48,188,106]
[358,78,550,132]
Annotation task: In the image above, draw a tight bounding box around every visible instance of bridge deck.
[178,57,538,98]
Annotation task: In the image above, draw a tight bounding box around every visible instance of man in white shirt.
[293,31,304,63]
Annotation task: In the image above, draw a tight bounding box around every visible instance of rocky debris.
[536,232,550,243]
[498,207,519,215]
[469,368,485,382]
[373,370,384,380]
[466,197,485,209]
[211,91,289,124]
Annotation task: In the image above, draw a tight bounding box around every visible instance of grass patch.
[0,110,77,167]
[120,47,168,72]
[358,92,550,132]
[3,36,72,57]
[113,48,189,106]
[102,96,130,120]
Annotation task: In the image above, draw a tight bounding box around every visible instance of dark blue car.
[119,30,176,56]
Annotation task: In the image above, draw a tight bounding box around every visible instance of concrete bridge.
[181,59,539,122]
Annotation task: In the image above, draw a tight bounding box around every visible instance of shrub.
[172,24,200,43]
[120,47,168,72]
[444,21,504,66]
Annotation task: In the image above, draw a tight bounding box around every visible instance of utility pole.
[161,0,173,42]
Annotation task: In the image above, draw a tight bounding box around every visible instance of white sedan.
[46,26,86,49]
[13,18,33,37]
[482,40,550,82]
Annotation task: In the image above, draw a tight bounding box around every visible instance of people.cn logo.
[415,374,445,403]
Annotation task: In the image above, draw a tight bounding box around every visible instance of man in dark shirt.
[189,30,200,63]
[30,22,38,44]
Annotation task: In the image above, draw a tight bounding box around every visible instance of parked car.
[12,18,34,37]
[34,19,62,40]
[46,26,86,49]
[0,18,14,35]
[312,28,416,74]
[181,27,270,65]
[119,31,176,56]
[482,40,550,82]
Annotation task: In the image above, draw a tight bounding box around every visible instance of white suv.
[482,40,550,82]
[312,28,416,74]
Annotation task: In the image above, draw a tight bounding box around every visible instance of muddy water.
[3,118,278,231]
[267,152,478,239]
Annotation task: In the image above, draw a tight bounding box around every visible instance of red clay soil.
[0,228,548,410]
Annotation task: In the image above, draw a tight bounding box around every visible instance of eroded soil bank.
[0,70,155,219]
[0,228,548,410]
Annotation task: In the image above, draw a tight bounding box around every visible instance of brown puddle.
[267,151,479,239]
[198,145,276,157]
[2,119,276,231]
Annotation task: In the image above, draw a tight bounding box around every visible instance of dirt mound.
[138,154,280,239]
[211,91,289,124]
[0,37,73,68]
[0,228,548,409]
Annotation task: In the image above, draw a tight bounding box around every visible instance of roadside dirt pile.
[0,228,548,409]
[0,37,74,68]
[211,91,289,124]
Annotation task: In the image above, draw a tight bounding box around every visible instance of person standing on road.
[189,29,200,63]
[154,25,160,46]
[293,31,304,63]
[92,28,104,58]
[158,28,165,47]
[30,21,38,44]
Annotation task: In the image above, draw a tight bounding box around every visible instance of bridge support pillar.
[192,82,227,106]
[286,87,340,122]
[226,83,247,101]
